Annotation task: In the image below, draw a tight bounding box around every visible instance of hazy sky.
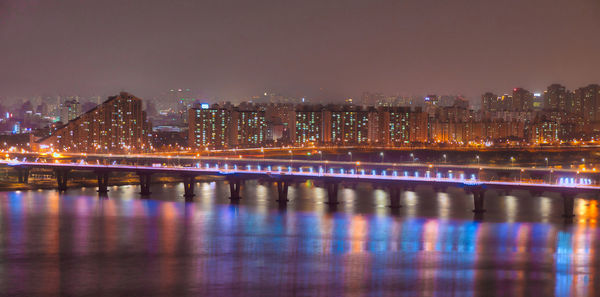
[1,0,599,102]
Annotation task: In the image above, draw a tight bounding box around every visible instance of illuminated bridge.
[2,158,599,219]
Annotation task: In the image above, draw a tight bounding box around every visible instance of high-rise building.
[295,106,323,145]
[232,106,267,148]
[37,92,150,152]
[481,92,499,113]
[574,84,600,122]
[188,104,232,149]
[512,88,533,111]
[321,106,372,145]
[544,84,568,110]
[59,99,81,123]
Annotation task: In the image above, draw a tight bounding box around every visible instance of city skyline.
[1,0,599,101]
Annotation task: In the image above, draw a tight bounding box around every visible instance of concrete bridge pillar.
[96,171,110,194]
[325,182,339,205]
[228,178,242,201]
[182,175,196,199]
[562,192,576,218]
[467,186,486,213]
[16,167,30,184]
[276,180,290,203]
[388,186,402,209]
[137,172,152,196]
[54,169,70,192]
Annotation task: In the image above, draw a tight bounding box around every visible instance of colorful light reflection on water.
[0,186,598,296]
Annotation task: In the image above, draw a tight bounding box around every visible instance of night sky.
[1,0,599,102]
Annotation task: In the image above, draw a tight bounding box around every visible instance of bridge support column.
[55,169,70,192]
[96,171,110,194]
[16,167,30,184]
[325,182,339,205]
[467,186,486,213]
[562,192,576,218]
[138,173,152,196]
[182,175,196,199]
[228,178,242,201]
[276,180,289,202]
[388,186,402,209]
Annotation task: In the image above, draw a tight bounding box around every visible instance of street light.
[348,151,353,162]
[476,155,480,166]
[510,156,515,167]
[410,153,415,163]
[318,150,323,161]
[380,152,384,163]
[545,157,548,167]
[443,154,447,164]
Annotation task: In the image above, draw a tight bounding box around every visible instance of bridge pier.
[182,175,196,199]
[16,167,30,184]
[137,173,152,196]
[228,178,242,201]
[325,182,339,205]
[467,186,486,213]
[388,186,402,209]
[96,171,110,193]
[55,169,70,192]
[276,180,289,202]
[562,192,576,218]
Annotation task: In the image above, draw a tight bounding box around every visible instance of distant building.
[59,100,81,123]
[544,84,568,111]
[36,92,150,152]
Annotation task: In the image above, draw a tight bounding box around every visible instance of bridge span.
[2,159,599,219]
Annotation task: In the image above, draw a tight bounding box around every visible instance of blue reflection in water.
[0,190,599,296]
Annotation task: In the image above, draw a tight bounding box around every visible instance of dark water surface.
[0,181,598,296]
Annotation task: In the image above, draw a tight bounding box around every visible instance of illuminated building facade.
[232,108,267,148]
[188,104,232,149]
[295,106,323,145]
[37,92,150,152]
